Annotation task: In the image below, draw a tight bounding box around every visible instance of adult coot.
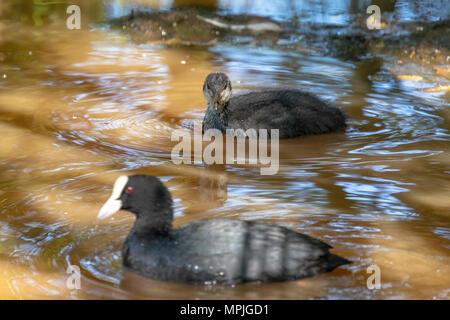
[202,72,347,138]
[98,175,351,285]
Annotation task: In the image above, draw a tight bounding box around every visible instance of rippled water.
[0,0,449,299]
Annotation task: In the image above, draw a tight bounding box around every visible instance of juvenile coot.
[202,72,347,138]
[98,175,351,285]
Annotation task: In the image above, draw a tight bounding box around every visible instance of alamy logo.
[367,264,381,289]
[171,124,279,175]
[66,5,81,30]
[366,5,381,30]
[66,264,81,290]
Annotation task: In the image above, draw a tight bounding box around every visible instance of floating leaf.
[397,75,423,81]
[424,86,450,93]
[434,66,450,79]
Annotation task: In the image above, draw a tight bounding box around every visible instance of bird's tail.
[326,253,352,271]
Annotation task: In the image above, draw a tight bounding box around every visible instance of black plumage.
[98,175,351,285]
[202,73,347,139]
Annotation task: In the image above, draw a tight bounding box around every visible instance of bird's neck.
[132,206,174,236]
[210,102,229,117]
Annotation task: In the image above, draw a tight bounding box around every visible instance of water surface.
[0,0,449,299]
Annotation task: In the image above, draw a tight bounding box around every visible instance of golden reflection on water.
[0,0,449,299]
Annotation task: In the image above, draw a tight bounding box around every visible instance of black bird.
[98,175,351,285]
[202,72,347,138]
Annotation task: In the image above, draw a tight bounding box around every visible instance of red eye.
[126,186,134,194]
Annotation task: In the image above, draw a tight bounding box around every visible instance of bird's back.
[223,90,346,138]
[123,219,350,285]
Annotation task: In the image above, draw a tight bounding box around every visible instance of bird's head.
[97,175,173,234]
[203,72,232,110]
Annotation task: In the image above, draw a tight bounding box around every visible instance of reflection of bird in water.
[98,175,351,285]
[112,9,284,45]
[199,164,228,207]
[202,72,347,138]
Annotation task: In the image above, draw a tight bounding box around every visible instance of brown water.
[0,0,449,299]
